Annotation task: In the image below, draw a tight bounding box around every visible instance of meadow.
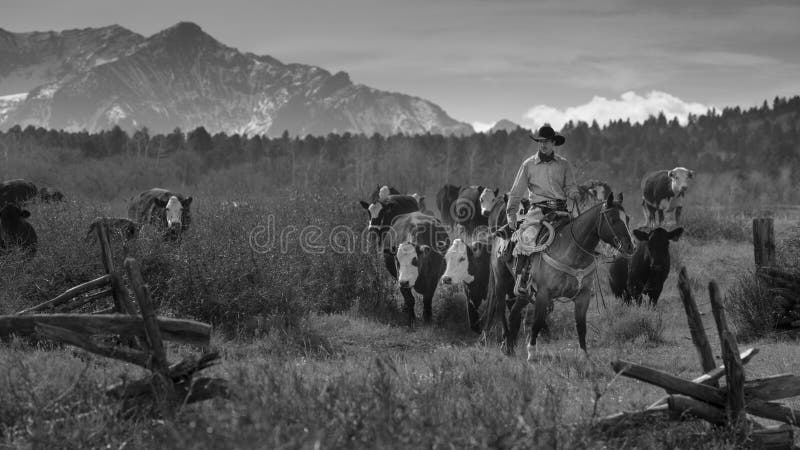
[1,157,799,449]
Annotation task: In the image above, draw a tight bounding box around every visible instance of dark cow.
[440,238,491,333]
[369,185,400,203]
[0,204,37,256]
[128,188,193,240]
[85,217,140,243]
[436,184,487,235]
[383,212,451,326]
[359,194,419,247]
[609,227,684,306]
[39,187,66,203]
[0,179,38,207]
[410,193,434,216]
[641,167,694,227]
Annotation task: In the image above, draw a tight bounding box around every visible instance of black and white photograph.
[1,0,800,448]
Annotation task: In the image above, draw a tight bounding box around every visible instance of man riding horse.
[506,125,581,296]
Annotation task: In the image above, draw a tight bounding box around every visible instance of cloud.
[523,91,709,130]
[471,121,495,133]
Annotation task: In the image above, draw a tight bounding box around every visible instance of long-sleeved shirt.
[506,152,579,216]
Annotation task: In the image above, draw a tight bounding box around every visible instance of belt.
[533,199,567,211]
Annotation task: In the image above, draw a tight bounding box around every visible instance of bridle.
[568,203,634,259]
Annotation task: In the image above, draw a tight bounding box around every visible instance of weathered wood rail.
[599,265,799,449]
[2,223,229,416]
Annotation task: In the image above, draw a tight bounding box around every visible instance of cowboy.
[506,125,580,296]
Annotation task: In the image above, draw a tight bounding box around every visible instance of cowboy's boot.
[513,254,530,297]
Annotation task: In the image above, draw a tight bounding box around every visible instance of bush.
[679,209,751,242]
[600,304,665,345]
[725,271,778,341]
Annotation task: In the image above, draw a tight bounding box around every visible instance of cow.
[128,188,193,240]
[369,185,400,203]
[85,217,140,243]
[0,179,38,207]
[384,212,450,326]
[440,238,492,333]
[436,184,487,236]
[608,227,684,306]
[478,188,531,233]
[410,193,434,216]
[0,204,37,256]
[39,187,66,203]
[359,194,420,247]
[576,180,612,212]
[641,167,694,227]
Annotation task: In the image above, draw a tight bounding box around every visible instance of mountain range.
[0,22,474,137]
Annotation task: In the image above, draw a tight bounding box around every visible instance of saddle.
[495,211,572,263]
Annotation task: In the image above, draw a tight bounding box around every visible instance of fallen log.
[55,288,113,313]
[646,348,759,411]
[668,395,726,425]
[750,424,795,450]
[107,352,223,400]
[35,323,149,368]
[16,275,112,315]
[746,400,800,426]
[0,314,211,346]
[744,374,800,402]
[611,360,726,406]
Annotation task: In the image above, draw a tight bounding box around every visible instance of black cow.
[440,238,491,333]
[0,204,37,256]
[0,179,38,207]
[85,217,140,243]
[369,185,400,203]
[609,227,684,306]
[641,168,694,227]
[384,212,451,326]
[436,184,487,235]
[359,194,419,247]
[128,188,193,240]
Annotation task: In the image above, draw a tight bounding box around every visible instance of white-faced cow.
[436,184,487,236]
[0,179,38,208]
[478,188,532,234]
[608,226,684,306]
[128,188,193,241]
[641,168,694,227]
[440,238,491,333]
[0,204,37,256]
[383,212,450,326]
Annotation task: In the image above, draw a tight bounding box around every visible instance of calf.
[440,238,491,333]
[609,227,684,306]
[0,204,37,256]
[369,185,400,203]
[641,167,694,227]
[359,194,419,248]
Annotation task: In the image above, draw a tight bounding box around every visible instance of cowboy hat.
[530,125,565,146]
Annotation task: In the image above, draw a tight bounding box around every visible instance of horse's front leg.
[503,294,528,356]
[574,287,593,354]
[527,289,553,362]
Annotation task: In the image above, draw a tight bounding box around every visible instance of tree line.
[1,95,798,202]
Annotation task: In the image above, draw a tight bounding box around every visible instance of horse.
[484,192,634,360]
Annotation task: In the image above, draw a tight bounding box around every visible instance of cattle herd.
[360,166,693,355]
[2,166,693,356]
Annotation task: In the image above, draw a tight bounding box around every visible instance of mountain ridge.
[0,21,473,136]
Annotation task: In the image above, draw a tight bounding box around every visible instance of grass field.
[1,189,799,449]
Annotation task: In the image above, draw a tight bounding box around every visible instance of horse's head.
[597,191,634,255]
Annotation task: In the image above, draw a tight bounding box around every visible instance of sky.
[3,0,800,131]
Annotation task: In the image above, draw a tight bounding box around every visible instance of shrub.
[679,209,751,242]
[600,304,665,345]
[725,271,781,341]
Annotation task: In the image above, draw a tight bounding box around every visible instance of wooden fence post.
[753,218,775,269]
[677,267,717,376]
[708,281,745,427]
